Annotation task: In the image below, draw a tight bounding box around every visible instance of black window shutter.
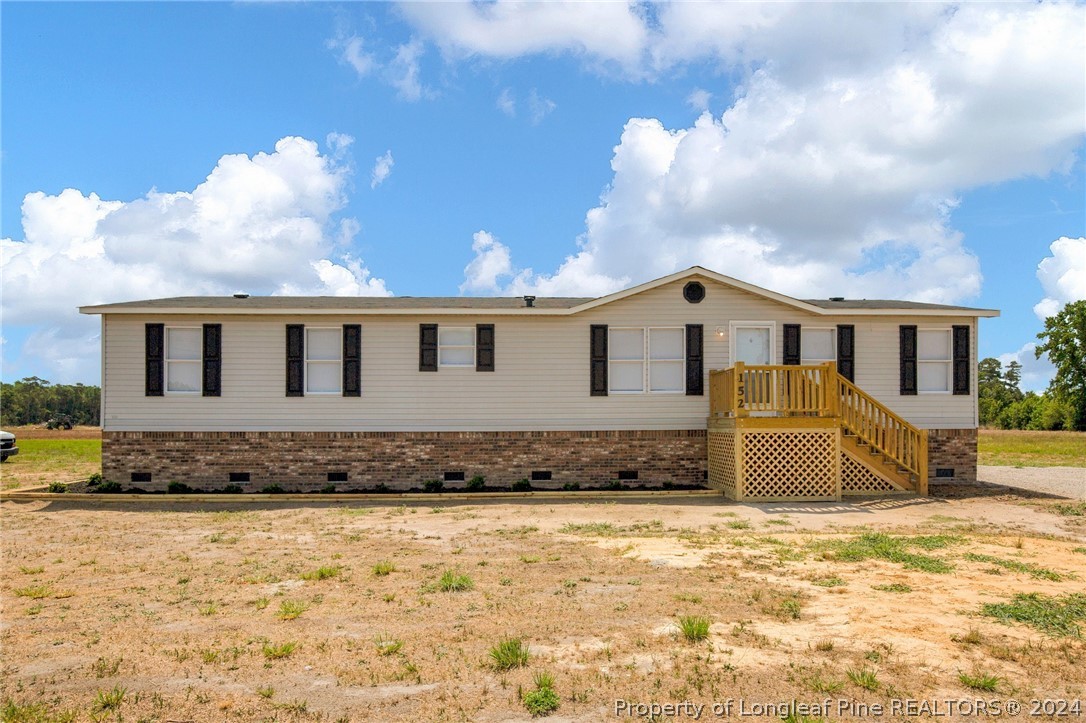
[590,324,608,396]
[952,325,970,395]
[145,323,164,397]
[782,324,801,365]
[343,324,361,397]
[476,324,495,372]
[685,324,704,396]
[900,325,917,395]
[202,324,222,397]
[419,324,438,372]
[836,325,855,382]
[286,324,304,396]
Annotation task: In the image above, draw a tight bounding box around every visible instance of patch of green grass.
[0,437,101,489]
[980,593,1086,637]
[779,599,802,620]
[676,615,712,642]
[817,533,957,573]
[964,553,1066,581]
[372,560,396,576]
[726,520,752,530]
[18,566,44,575]
[812,576,846,588]
[1,698,76,723]
[959,670,1001,691]
[13,585,53,600]
[256,686,275,699]
[437,569,474,592]
[674,592,702,603]
[91,657,121,678]
[1053,502,1086,517]
[262,641,298,660]
[489,638,530,670]
[92,686,126,713]
[807,674,844,694]
[558,522,617,536]
[1073,547,1086,556]
[374,635,404,656]
[873,583,913,593]
[846,666,879,691]
[978,430,1086,468]
[277,600,309,620]
[300,565,341,581]
[522,671,560,717]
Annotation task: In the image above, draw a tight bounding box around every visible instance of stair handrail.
[833,370,928,492]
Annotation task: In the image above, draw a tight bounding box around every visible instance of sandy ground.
[978,466,1086,500]
[2,492,1084,722]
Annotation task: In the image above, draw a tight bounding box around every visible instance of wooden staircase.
[708,362,928,497]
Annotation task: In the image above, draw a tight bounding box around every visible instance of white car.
[1,430,18,461]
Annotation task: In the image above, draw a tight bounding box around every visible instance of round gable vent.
[683,281,705,303]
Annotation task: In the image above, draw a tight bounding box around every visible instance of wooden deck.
[707,363,927,501]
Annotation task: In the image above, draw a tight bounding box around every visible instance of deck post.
[734,362,748,418]
[919,428,929,496]
[823,362,838,418]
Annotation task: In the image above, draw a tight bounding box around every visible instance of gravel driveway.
[977,465,1085,500]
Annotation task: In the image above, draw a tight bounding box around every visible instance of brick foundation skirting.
[927,428,978,484]
[102,430,708,492]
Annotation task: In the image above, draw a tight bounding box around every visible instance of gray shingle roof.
[802,299,997,312]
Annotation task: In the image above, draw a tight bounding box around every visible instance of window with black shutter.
[952,325,970,395]
[343,324,361,397]
[476,324,495,372]
[685,324,703,396]
[900,325,917,395]
[590,325,608,396]
[145,323,164,396]
[419,324,438,371]
[202,324,222,397]
[286,324,304,396]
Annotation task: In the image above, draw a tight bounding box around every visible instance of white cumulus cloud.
[527,89,556,125]
[1033,236,1086,320]
[1,136,391,382]
[496,88,516,117]
[370,150,395,189]
[460,3,1084,303]
[998,342,1056,394]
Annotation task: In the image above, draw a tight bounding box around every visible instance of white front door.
[730,322,776,412]
[731,323,774,365]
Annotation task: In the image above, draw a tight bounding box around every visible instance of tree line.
[980,300,1085,431]
[0,377,101,427]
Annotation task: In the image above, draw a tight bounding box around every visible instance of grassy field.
[1,433,101,490]
[1,497,1084,721]
[978,429,1086,468]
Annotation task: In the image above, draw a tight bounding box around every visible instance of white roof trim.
[566,266,830,315]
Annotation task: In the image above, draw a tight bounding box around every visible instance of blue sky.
[2,2,1084,389]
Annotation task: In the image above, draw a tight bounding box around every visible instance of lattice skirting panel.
[740,430,838,501]
[707,428,737,498]
[841,452,905,494]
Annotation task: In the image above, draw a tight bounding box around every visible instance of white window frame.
[305,327,342,395]
[728,321,776,366]
[165,326,201,395]
[608,327,685,395]
[800,327,836,365]
[438,326,476,368]
[918,327,953,395]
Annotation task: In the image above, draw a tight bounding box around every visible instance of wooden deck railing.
[709,362,927,489]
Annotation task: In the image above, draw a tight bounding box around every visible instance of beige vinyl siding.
[101,276,978,432]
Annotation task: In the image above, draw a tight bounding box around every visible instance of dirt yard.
[2,493,1084,722]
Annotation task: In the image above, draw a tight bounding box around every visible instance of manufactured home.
[80,267,998,501]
